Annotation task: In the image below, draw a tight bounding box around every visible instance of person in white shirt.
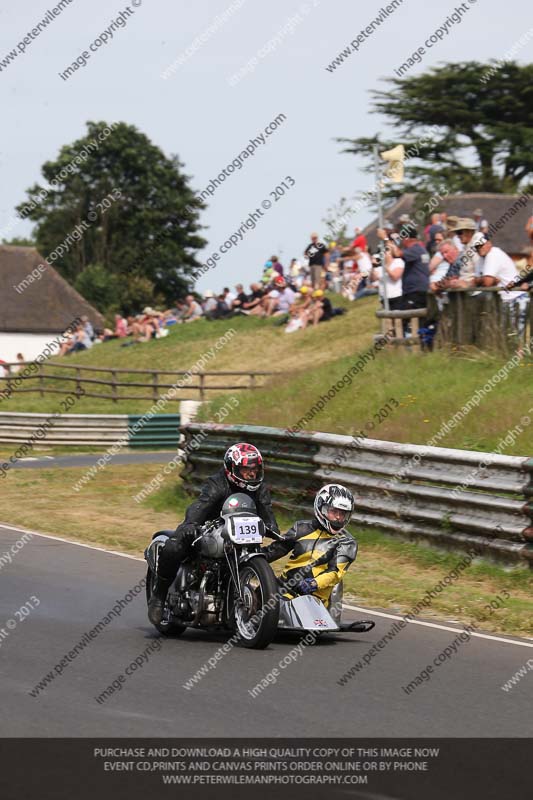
[373,242,404,309]
[472,234,520,302]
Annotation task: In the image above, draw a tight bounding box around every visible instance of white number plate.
[231,516,263,544]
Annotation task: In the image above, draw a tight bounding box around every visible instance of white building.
[0,245,104,363]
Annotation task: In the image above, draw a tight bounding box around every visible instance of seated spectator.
[300,289,333,328]
[264,276,296,317]
[223,287,236,307]
[115,314,128,338]
[241,283,265,315]
[202,290,218,319]
[81,315,94,342]
[232,284,249,310]
[183,294,203,322]
[271,256,284,276]
[68,323,93,353]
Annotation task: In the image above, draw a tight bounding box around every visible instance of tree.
[1,236,36,247]
[16,121,206,311]
[338,61,533,199]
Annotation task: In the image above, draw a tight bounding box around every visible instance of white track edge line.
[0,522,144,561]
[343,603,533,648]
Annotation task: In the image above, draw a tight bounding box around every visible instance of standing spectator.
[350,227,368,252]
[431,240,463,291]
[304,232,330,288]
[183,294,203,322]
[373,242,404,309]
[472,234,521,301]
[525,212,533,244]
[510,246,533,288]
[448,218,479,285]
[473,208,489,234]
[426,213,445,255]
[379,225,429,323]
[10,353,25,373]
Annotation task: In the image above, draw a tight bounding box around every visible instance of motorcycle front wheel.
[228,558,279,649]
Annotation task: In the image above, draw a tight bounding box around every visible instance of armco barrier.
[0,412,182,448]
[179,423,533,566]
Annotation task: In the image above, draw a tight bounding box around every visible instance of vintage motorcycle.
[145,494,280,649]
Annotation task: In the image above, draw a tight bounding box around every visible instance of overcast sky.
[1,0,531,292]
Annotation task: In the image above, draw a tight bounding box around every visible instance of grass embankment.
[3,295,533,454]
[1,464,532,638]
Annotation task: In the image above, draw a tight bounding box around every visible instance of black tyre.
[145,566,187,637]
[228,557,280,649]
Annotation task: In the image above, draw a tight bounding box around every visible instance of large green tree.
[339,61,533,199]
[17,121,206,312]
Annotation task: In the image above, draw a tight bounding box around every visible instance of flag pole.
[374,144,389,311]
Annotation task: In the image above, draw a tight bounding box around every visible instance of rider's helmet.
[314,484,355,534]
[221,493,258,517]
[224,443,264,492]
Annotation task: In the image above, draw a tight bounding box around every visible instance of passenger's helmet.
[224,443,264,492]
[314,484,355,533]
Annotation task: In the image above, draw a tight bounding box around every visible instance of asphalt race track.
[1,523,532,737]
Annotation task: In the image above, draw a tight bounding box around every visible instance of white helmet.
[314,484,355,533]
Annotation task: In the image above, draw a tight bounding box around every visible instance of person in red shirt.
[350,227,368,252]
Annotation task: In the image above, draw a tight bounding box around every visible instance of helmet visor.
[324,504,350,530]
[234,463,263,485]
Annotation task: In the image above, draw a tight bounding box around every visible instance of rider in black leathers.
[148,442,279,625]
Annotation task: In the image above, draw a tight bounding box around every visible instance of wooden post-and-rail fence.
[0,362,276,404]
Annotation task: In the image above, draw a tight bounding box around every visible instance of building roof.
[362,193,532,254]
[0,246,105,333]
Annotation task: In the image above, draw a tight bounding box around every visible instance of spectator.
[81,315,94,341]
[446,218,479,285]
[183,294,203,322]
[241,283,265,315]
[232,284,249,310]
[431,239,463,292]
[304,232,330,288]
[10,353,25,373]
[300,289,333,328]
[526,212,533,244]
[350,227,368,252]
[114,314,128,338]
[472,234,521,301]
[426,213,445,255]
[510,246,533,288]
[223,287,236,307]
[265,276,295,317]
[202,290,218,319]
[379,224,429,325]
[373,241,404,309]
[271,256,284,276]
[473,208,489,234]
[69,323,93,352]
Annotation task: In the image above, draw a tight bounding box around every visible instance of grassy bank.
[1,463,531,638]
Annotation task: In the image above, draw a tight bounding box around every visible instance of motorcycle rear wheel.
[228,558,279,649]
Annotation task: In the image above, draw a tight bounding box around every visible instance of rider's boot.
[148,576,172,626]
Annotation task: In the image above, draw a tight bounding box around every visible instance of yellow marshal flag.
[380,144,405,183]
